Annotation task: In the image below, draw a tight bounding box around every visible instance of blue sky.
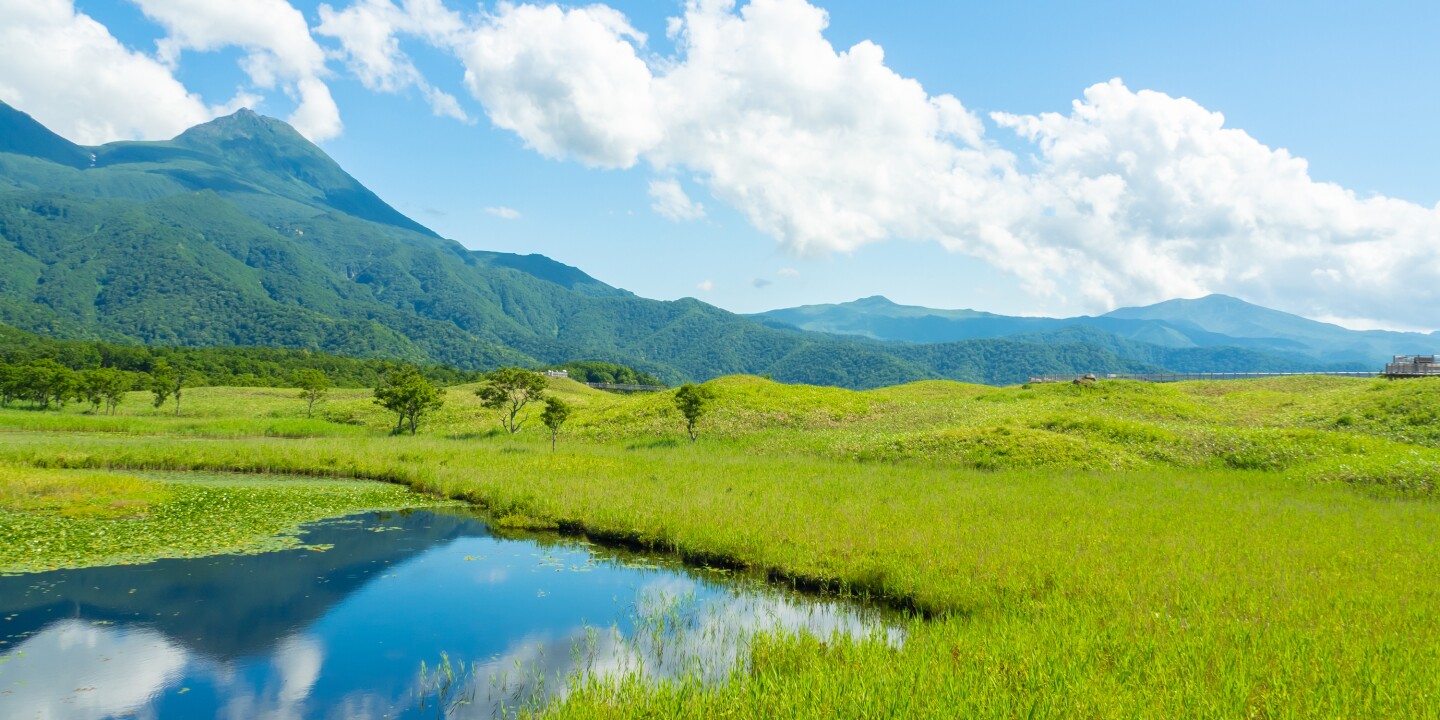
[6,1,1439,328]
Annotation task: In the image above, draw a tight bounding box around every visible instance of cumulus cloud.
[696,279,715,292]
[5,0,1436,326]
[648,178,706,221]
[484,206,521,219]
[457,2,661,167]
[134,0,343,141]
[316,0,471,121]
[0,0,214,143]
[442,0,1440,327]
[989,80,1440,319]
[778,268,801,278]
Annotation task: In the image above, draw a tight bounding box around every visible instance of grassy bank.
[1,375,1438,716]
[0,466,447,573]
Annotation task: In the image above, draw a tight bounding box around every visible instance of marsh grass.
[3,375,1440,716]
[0,468,448,573]
[0,463,167,519]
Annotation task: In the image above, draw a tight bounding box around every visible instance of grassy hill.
[9,371,1436,489]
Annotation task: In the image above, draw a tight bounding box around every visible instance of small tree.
[0,364,21,407]
[149,362,176,413]
[374,365,445,435]
[475,367,548,434]
[98,369,133,416]
[80,368,135,416]
[79,368,111,413]
[294,369,330,418]
[673,383,716,443]
[540,396,573,451]
[23,360,76,410]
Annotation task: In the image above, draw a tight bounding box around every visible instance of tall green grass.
[2,375,1438,716]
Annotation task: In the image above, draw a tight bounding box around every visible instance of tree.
[673,383,716,443]
[101,369,133,416]
[22,360,76,410]
[540,397,573,451]
[80,367,134,416]
[149,362,183,414]
[293,369,330,418]
[0,364,20,406]
[374,365,445,435]
[475,367,547,434]
[79,368,106,413]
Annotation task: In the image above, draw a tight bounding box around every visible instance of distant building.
[541,369,569,378]
[1385,355,1440,377]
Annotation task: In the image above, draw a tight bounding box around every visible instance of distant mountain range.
[0,100,1414,387]
[753,295,1436,368]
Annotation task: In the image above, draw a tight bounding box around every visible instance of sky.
[1,0,1437,331]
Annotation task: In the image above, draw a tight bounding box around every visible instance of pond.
[0,508,899,719]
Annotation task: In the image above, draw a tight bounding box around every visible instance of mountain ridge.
[0,100,1377,387]
[754,294,1432,368]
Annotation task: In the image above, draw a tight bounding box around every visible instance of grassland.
[1,375,1438,717]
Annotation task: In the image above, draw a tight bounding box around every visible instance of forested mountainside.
[0,101,1346,387]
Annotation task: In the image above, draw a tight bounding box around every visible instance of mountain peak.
[1193,293,1253,306]
[173,107,308,149]
[852,295,899,306]
[162,109,440,238]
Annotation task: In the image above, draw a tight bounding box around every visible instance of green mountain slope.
[0,104,90,169]
[0,101,1316,387]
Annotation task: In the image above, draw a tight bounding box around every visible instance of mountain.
[755,295,1432,369]
[753,295,1213,347]
[1103,295,1437,365]
[0,101,1340,387]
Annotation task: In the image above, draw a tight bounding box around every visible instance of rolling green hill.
[0,101,1344,387]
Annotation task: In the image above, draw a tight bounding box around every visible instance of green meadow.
[1,374,1439,717]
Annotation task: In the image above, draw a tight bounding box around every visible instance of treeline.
[1,360,172,414]
[543,361,664,387]
[0,324,482,389]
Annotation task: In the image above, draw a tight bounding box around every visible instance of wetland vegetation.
[1,372,1438,717]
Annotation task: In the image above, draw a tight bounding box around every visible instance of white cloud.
[696,279,715,292]
[648,178,706,221]
[456,3,661,167]
[315,0,471,121]
[989,79,1440,319]
[778,267,800,278]
[134,0,343,141]
[484,206,521,219]
[0,0,214,143]
[443,0,1440,327]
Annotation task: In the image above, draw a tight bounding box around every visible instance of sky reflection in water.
[0,509,896,719]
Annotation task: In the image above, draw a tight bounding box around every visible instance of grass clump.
[0,469,445,573]
[0,463,168,519]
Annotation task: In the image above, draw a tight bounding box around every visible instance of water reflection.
[0,509,896,719]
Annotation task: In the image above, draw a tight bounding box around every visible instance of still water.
[0,508,896,719]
